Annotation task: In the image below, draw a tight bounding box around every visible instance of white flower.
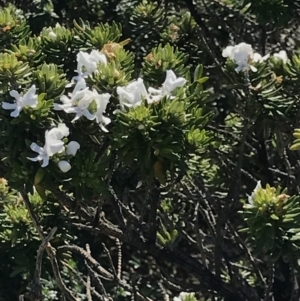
[162,70,187,94]
[222,45,234,58]
[67,50,107,87]
[58,160,72,173]
[54,78,88,111]
[49,123,70,140]
[55,78,96,123]
[27,123,70,167]
[117,78,149,108]
[92,90,111,131]
[90,50,107,66]
[248,180,262,205]
[75,50,107,79]
[27,142,51,167]
[2,85,38,118]
[222,42,257,73]
[66,141,80,156]
[41,125,69,157]
[274,50,288,64]
[148,70,186,103]
[66,92,96,123]
[56,78,112,125]
[252,52,270,63]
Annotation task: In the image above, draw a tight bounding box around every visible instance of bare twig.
[181,182,216,237]
[58,244,114,280]
[131,274,138,301]
[227,222,266,287]
[21,190,78,301]
[102,243,118,279]
[158,281,169,301]
[85,263,109,298]
[62,261,103,301]
[116,239,122,279]
[108,185,126,229]
[194,202,208,268]
[86,244,93,301]
[27,227,58,301]
[59,244,154,301]
[71,218,257,301]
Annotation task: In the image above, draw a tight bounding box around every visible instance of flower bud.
[58,160,71,173]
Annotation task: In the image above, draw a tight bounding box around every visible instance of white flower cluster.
[56,51,186,128]
[54,77,111,131]
[53,50,111,131]
[27,123,80,173]
[222,42,288,73]
[117,69,187,108]
[1,49,188,172]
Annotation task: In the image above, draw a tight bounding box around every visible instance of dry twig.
[21,190,78,301]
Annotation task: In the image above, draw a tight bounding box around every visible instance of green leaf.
[197,77,209,84]
[193,64,203,82]
[270,214,279,220]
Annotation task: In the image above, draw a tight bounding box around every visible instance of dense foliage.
[1,1,300,301]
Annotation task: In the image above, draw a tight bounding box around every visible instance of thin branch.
[131,274,138,301]
[184,0,222,62]
[158,281,169,301]
[102,243,118,279]
[27,227,58,301]
[62,261,103,301]
[70,219,257,301]
[21,190,78,301]
[59,244,153,301]
[86,244,93,301]
[58,245,114,280]
[116,239,122,279]
[85,263,109,299]
[227,222,266,287]
[107,185,126,229]
[194,201,208,268]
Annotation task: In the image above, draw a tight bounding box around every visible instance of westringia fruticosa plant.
[0,20,212,199]
[3,2,300,301]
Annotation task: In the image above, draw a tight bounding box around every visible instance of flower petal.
[10,107,22,118]
[57,123,70,138]
[58,160,72,173]
[83,110,97,121]
[30,142,43,154]
[9,90,20,100]
[27,156,40,162]
[90,50,107,66]
[41,156,50,167]
[21,85,38,108]
[165,70,177,82]
[2,102,17,110]
[66,141,80,156]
